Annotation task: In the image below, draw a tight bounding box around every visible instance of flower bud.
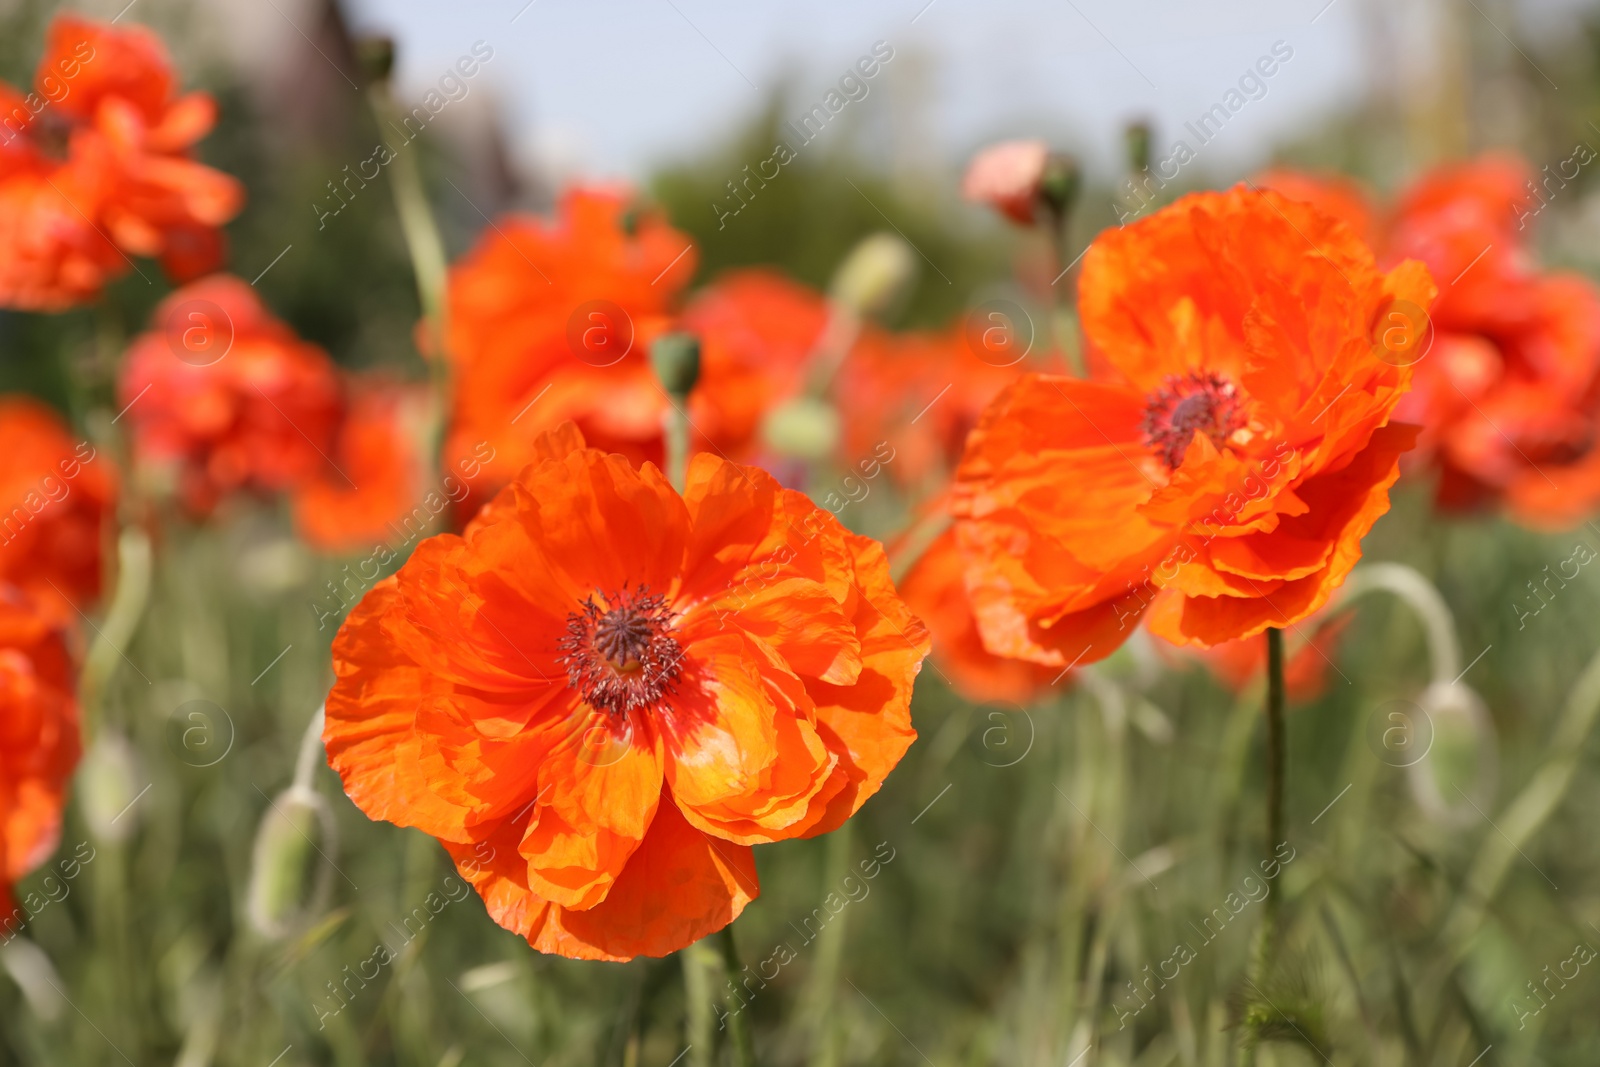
[0,939,65,1022]
[829,233,916,319]
[1125,121,1153,175]
[962,139,1050,225]
[77,732,143,845]
[246,784,335,939]
[355,36,396,84]
[650,332,702,397]
[1039,154,1081,218]
[761,396,840,462]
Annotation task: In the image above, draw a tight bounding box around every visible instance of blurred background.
[5,0,1600,1064]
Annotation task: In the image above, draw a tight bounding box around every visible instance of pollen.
[558,584,684,714]
[1141,371,1247,470]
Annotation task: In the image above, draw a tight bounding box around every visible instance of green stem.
[799,823,853,1066]
[681,941,717,1067]
[1239,627,1285,1066]
[1262,626,1286,940]
[79,527,152,739]
[366,82,452,477]
[715,926,757,1067]
[1043,206,1086,378]
[664,396,691,494]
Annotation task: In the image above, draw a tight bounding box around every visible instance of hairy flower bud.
[830,233,916,319]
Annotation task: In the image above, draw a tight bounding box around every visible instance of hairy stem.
[1239,627,1286,1065]
[716,926,758,1067]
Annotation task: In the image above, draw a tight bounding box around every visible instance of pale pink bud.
[962,139,1050,224]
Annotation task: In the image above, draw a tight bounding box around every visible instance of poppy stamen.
[558,584,684,714]
[1141,371,1247,470]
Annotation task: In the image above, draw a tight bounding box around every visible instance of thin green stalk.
[715,926,757,1067]
[1239,627,1285,1065]
[366,80,452,478]
[681,941,717,1067]
[800,822,853,1066]
[79,526,152,738]
[664,401,691,494]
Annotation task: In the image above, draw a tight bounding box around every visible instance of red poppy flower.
[0,15,243,310]
[118,274,342,514]
[0,595,79,921]
[324,424,929,960]
[0,397,115,624]
[898,526,1059,705]
[951,187,1432,664]
[291,380,427,554]
[1385,155,1600,527]
[444,186,696,510]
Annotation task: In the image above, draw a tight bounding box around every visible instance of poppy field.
[4,1,1600,1065]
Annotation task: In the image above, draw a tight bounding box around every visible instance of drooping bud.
[650,332,702,398]
[77,732,143,845]
[246,783,335,939]
[829,233,917,320]
[762,396,841,462]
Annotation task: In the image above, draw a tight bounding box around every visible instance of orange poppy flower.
[679,269,830,460]
[1253,168,1377,249]
[0,15,243,310]
[1385,155,1600,527]
[0,397,116,624]
[443,186,696,510]
[323,424,929,961]
[291,380,426,554]
[0,594,79,922]
[951,187,1432,664]
[118,274,342,514]
[898,526,1059,705]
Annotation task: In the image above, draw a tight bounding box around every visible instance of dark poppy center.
[558,584,684,714]
[1141,371,1246,469]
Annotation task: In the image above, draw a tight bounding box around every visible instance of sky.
[338,0,1594,185]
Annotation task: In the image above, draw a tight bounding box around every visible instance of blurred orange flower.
[324,424,928,961]
[952,187,1431,666]
[291,380,426,554]
[0,397,115,624]
[679,269,829,460]
[1387,155,1600,527]
[0,595,79,922]
[444,187,695,509]
[0,15,243,310]
[1252,168,1377,248]
[838,314,1062,493]
[898,526,1059,705]
[119,274,342,514]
